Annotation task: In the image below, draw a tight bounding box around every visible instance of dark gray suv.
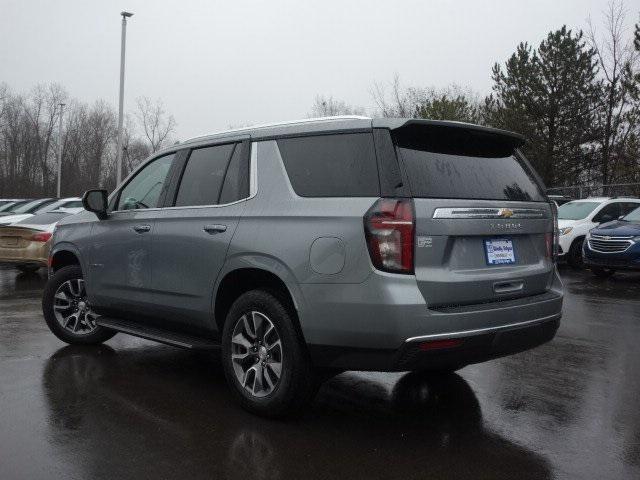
[42,117,563,417]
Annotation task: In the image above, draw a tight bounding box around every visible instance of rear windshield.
[394,125,545,201]
[558,201,599,220]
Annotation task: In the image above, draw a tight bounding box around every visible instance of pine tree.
[487,26,600,186]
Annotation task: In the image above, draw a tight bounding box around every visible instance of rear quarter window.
[276,133,380,197]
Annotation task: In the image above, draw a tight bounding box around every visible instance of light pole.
[116,11,133,186]
[57,103,65,198]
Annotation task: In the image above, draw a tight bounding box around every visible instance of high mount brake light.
[364,198,415,274]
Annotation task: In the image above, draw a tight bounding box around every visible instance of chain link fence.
[547,183,640,199]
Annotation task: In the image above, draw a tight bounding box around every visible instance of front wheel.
[221,290,317,417]
[42,265,116,345]
[591,266,616,278]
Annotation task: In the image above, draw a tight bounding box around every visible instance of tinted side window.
[117,154,175,210]
[219,142,250,204]
[277,133,380,197]
[175,144,235,207]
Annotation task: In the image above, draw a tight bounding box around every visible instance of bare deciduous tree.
[587,0,640,186]
[371,74,414,117]
[135,96,176,153]
[309,95,365,117]
[0,83,177,197]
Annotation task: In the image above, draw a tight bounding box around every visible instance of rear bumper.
[309,314,560,371]
[300,268,563,370]
[0,242,49,266]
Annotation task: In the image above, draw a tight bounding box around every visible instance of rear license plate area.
[484,238,515,265]
[0,236,19,247]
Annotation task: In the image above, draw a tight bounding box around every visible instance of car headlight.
[633,236,640,243]
[559,227,573,236]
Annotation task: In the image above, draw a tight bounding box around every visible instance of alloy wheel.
[230,311,283,397]
[53,278,99,335]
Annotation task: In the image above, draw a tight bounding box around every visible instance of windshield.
[10,199,53,214]
[34,199,81,213]
[558,201,599,220]
[0,201,26,212]
[622,206,640,223]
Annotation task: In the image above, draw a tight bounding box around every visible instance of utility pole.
[57,103,65,198]
[116,11,134,185]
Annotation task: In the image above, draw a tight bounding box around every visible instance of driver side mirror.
[82,189,109,220]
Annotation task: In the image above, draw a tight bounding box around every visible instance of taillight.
[31,232,52,243]
[364,198,415,274]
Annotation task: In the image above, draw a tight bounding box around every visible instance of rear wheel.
[221,290,317,417]
[567,239,584,269]
[591,266,616,278]
[42,265,116,345]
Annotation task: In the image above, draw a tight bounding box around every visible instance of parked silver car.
[42,116,563,416]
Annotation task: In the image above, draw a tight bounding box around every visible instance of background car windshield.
[622,206,640,222]
[0,201,22,212]
[8,199,49,214]
[558,201,599,220]
[34,199,80,213]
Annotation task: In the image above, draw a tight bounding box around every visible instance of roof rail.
[183,115,372,144]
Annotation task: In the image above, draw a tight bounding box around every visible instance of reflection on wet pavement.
[0,265,639,479]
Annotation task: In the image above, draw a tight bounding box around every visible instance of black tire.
[17,264,40,273]
[567,239,584,269]
[591,266,616,278]
[42,265,116,345]
[221,289,317,418]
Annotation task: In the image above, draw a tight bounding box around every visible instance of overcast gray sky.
[0,0,634,139]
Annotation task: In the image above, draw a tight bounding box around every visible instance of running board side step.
[96,317,221,350]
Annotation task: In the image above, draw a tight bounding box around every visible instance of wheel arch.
[49,243,83,273]
[213,256,307,343]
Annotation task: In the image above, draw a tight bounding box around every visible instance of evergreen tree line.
[312,2,640,195]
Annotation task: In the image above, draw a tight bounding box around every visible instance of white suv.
[558,197,640,267]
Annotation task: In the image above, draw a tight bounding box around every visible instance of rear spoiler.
[372,118,526,150]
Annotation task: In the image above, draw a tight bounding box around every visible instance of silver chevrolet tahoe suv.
[42,116,563,417]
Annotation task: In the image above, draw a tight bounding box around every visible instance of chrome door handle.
[133,224,151,233]
[203,224,227,234]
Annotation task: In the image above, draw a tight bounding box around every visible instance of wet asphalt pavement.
[0,267,639,480]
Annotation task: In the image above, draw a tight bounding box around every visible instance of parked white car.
[557,197,640,267]
[0,197,83,226]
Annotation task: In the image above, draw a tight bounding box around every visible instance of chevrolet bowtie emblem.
[498,208,514,218]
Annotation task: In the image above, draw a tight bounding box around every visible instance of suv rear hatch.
[392,121,554,308]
